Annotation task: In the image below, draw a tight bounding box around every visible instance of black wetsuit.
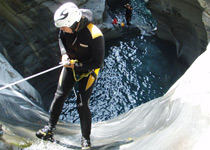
[49,22,105,139]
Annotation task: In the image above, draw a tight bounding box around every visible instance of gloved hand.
[61,54,75,68]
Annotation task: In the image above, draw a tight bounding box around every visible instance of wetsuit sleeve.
[58,30,67,55]
[74,35,105,72]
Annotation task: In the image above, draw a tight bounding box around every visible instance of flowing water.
[60,0,186,123]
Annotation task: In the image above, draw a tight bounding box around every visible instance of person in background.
[36,2,105,150]
[124,3,133,25]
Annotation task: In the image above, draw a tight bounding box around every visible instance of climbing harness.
[67,59,95,82]
[72,68,93,82]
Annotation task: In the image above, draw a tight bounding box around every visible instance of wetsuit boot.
[81,136,91,150]
[36,124,55,142]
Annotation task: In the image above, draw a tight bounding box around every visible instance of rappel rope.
[0,60,78,99]
[0,64,64,91]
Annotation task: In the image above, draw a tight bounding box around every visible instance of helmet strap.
[70,22,80,33]
[75,17,89,33]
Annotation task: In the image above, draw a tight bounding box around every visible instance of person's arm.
[58,30,75,68]
[58,30,67,55]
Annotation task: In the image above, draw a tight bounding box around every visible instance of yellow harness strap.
[72,68,100,91]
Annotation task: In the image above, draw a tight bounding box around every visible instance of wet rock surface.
[148,0,209,66]
[0,0,210,149]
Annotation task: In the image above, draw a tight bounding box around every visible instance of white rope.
[0,64,63,91]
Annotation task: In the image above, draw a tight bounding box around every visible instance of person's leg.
[77,73,97,148]
[36,67,75,140]
[126,15,131,25]
[49,67,75,127]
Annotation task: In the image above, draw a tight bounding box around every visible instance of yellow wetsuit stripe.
[87,23,103,39]
[85,68,100,91]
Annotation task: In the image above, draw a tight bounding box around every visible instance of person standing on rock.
[36,2,105,149]
[124,3,133,25]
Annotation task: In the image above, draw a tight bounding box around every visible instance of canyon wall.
[148,0,209,66]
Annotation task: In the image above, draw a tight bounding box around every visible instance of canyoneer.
[36,2,105,150]
[124,3,133,25]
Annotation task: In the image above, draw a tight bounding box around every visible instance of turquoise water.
[60,0,185,123]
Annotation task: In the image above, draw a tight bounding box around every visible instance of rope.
[0,64,63,91]
[0,59,91,92]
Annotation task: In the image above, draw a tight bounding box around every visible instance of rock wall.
[0,0,105,109]
[0,0,60,109]
[0,0,210,149]
[148,0,209,66]
[198,0,210,39]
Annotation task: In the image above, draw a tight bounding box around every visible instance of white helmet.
[54,2,82,28]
